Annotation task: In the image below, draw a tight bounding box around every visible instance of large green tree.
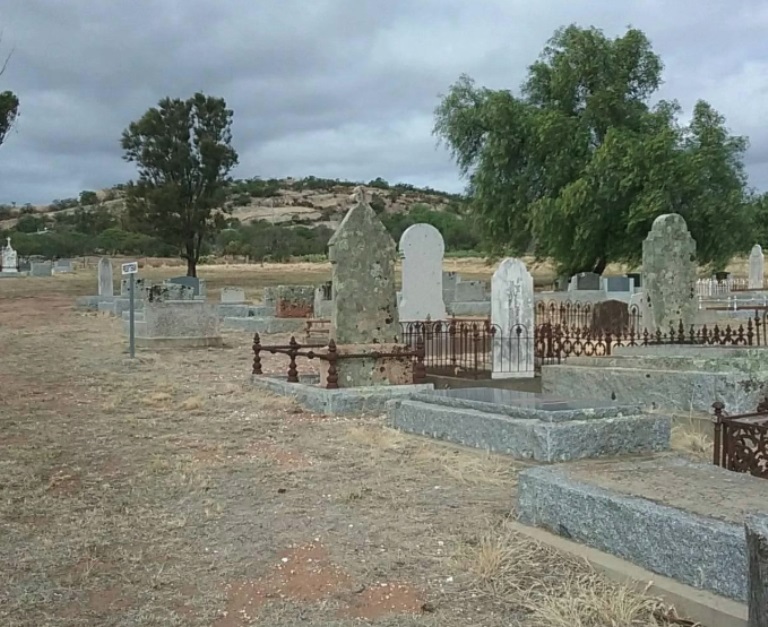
[121,92,238,276]
[0,41,19,150]
[434,25,751,275]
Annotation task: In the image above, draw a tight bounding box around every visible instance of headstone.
[491,258,535,379]
[750,244,764,290]
[313,281,333,318]
[570,272,601,291]
[398,223,447,321]
[220,287,246,303]
[604,276,631,293]
[53,259,72,273]
[30,261,52,277]
[275,285,314,318]
[1,237,18,273]
[454,279,487,302]
[168,275,201,297]
[329,198,399,345]
[641,214,697,333]
[97,257,114,297]
[590,299,630,335]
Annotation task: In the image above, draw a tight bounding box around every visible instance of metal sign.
[121,261,139,275]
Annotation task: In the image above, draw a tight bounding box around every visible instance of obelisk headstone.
[98,257,114,297]
[491,258,534,378]
[641,214,697,333]
[398,223,447,321]
[750,244,764,290]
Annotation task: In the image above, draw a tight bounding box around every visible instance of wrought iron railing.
[713,400,768,479]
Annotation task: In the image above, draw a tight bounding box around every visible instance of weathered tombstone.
[275,285,314,318]
[745,514,768,627]
[750,245,765,290]
[168,275,201,297]
[491,258,535,379]
[30,261,52,277]
[570,272,601,291]
[591,299,630,335]
[52,258,72,274]
[325,195,404,386]
[641,214,697,333]
[313,281,333,318]
[604,276,631,293]
[1,237,18,273]
[454,279,487,302]
[398,223,447,321]
[220,287,246,303]
[97,257,114,297]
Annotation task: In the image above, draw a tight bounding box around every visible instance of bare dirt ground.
[1,266,697,626]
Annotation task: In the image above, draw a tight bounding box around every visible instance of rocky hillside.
[0,177,465,230]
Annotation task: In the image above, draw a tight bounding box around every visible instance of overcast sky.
[0,0,766,205]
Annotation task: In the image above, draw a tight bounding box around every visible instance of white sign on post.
[121,262,138,275]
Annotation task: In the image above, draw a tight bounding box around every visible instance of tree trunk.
[185,241,196,277]
[746,515,768,627]
[592,256,607,275]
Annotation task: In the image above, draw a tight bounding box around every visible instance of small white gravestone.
[220,286,246,303]
[750,244,764,290]
[98,257,114,297]
[1,236,18,273]
[491,258,534,379]
[398,223,447,321]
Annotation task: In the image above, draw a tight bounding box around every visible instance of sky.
[0,0,766,206]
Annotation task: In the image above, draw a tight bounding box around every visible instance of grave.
[398,223,447,321]
[603,275,633,293]
[313,281,333,318]
[569,272,601,291]
[443,271,491,317]
[515,455,768,602]
[275,285,314,318]
[491,258,535,378]
[750,244,764,290]
[220,286,246,303]
[52,259,73,274]
[219,284,307,334]
[590,299,631,334]
[642,213,697,332]
[125,300,222,348]
[1,236,18,275]
[387,387,669,462]
[542,345,768,413]
[98,257,114,297]
[30,261,52,277]
[167,275,205,298]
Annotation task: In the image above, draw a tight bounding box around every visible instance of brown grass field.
[0,259,709,626]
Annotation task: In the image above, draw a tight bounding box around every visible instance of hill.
[0,176,466,231]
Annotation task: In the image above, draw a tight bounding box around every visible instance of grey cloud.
[0,0,766,205]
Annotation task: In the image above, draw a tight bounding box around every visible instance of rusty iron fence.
[713,400,768,479]
[251,332,426,389]
[400,314,766,379]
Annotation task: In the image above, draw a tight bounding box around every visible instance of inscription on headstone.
[641,213,697,332]
[398,223,447,321]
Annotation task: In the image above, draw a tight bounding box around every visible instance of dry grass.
[0,270,689,626]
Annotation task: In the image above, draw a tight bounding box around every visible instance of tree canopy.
[434,24,752,275]
[0,41,19,151]
[121,92,238,276]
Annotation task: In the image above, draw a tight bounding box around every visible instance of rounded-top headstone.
[398,224,447,321]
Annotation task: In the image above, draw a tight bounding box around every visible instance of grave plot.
[515,455,768,603]
[387,387,670,462]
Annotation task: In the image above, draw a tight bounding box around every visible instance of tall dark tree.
[121,92,238,276]
[434,25,751,275]
[0,37,19,150]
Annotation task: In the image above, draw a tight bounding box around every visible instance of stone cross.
[1,236,18,273]
[750,244,764,290]
[491,258,534,379]
[398,223,447,321]
[97,257,114,297]
[641,214,697,333]
[328,194,399,345]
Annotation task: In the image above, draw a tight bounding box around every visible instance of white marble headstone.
[398,223,447,321]
[491,257,534,379]
[749,244,764,290]
[97,257,114,296]
[1,236,18,273]
[220,286,246,303]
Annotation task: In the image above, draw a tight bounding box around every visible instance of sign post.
[121,262,139,358]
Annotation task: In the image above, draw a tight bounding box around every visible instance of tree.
[121,92,238,276]
[434,25,751,275]
[0,37,19,150]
